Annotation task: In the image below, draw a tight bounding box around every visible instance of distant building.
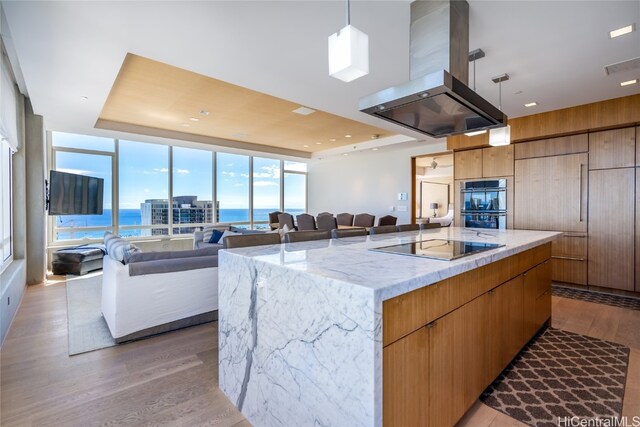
[140,196,213,236]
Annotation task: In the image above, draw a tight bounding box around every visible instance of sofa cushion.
[209,229,225,244]
[195,241,224,250]
[128,255,218,276]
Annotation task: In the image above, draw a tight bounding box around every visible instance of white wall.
[308,141,447,225]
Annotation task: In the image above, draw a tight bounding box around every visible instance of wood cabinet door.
[427,309,465,427]
[497,276,525,368]
[483,145,514,177]
[588,168,635,291]
[637,168,639,292]
[454,149,483,180]
[589,127,636,170]
[523,261,551,341]
[514,153,588,232]
[383,327,428,427]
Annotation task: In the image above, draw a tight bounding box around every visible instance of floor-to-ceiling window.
[48,132,308,243]
[50,132,114,241]
[118,140,169,237]
[252,157,281,229]
[283,161,307,215]
[0,139,12,268]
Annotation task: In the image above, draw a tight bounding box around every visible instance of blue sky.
[53,132,305,211]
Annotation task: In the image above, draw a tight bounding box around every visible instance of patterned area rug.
[552,285,640,311]
[66,273,116,356]
[481,328,629,427]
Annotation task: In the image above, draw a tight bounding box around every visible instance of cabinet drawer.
[552,233,587,258]
[552,258,587,285]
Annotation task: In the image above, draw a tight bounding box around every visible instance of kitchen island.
[218,227,559,427]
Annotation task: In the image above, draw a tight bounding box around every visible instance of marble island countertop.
[218,227,560,427]
[222,227,560,302]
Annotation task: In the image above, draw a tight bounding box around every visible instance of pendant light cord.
[346,0,351,26]
[498,79,502,111]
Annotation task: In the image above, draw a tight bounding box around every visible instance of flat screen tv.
[48,170,104,216]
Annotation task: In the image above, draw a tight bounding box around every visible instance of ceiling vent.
[604,57,640,75]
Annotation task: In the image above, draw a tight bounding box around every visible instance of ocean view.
[55,208,305,240]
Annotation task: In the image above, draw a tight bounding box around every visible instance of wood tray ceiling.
[97,54,393,156]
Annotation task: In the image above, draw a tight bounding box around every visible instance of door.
[588,168,635,291]
[514,153,588,232]
[383,327,428,427]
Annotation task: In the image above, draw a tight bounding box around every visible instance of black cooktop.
[370,239,504,261]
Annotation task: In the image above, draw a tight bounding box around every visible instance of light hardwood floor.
[1,281,639,426]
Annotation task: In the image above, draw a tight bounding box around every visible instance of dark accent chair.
[316,215,338,231]
[336,213,354,227]
[396,224,420,232]
[277,213,295,230]
[268,211,283,230]
[285,230,331,243]
[353,213,375,227]
[421,223,442,229]
[223,233,281,249]
[369,225,398,235]
[378,215,398,226]
[296,214,317,231]
[331,228,367,238]
[317,211,333,217]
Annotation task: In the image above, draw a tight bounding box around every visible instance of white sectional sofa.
[101,234,219,343]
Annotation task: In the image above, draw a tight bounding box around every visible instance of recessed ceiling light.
[329,138,337,142]
[316,142,322,145]
[344,134,352,138]
[81,96,88,100]
[181,123,190,127]
[609,24,635,39]
[524,102,538,107]
[189,117,200,122]
[292,106,316,116]
[464,130,487,137]
[199,110,209,116]
[371,134,380,139]
[372,148,379,151]
[620,79,638,86]
[303,144,309,148]
[342,153,349,156]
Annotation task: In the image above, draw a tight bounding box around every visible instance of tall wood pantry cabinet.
[587,128,636,291]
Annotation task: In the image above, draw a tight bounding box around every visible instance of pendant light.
[465,49,487,137]
[489,73,511,147]
[328,0,369,82]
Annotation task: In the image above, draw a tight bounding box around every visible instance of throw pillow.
[107,237,130,263]
[209,229,224,244]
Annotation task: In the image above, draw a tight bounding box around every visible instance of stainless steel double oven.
[460,179,507,229]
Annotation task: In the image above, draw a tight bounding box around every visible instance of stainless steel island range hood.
[359,0,507,138]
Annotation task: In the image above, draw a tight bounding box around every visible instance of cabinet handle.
[427,321,437,329]
[551,255,586,261]
[578,163,583,222]
[563,234,586,238]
